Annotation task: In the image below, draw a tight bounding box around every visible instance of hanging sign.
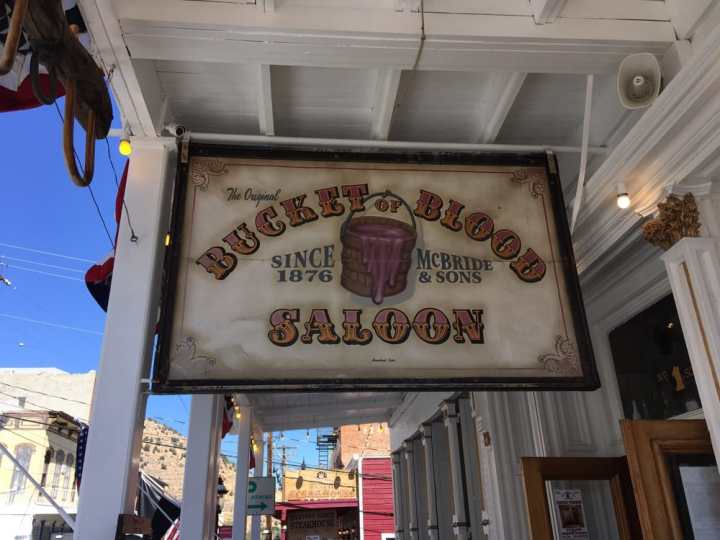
[247,477,275,515]
[154,147,597,391]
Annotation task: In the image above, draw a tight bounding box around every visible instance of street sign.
[247,476,275,515]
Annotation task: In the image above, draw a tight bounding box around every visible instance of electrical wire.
[104,137,138,241]
[0,256,85,273]
[52,101,114,248]
[0,242,94,263]
[0,412,391,480]
[0,393,89,423]
[0,382,91,406]
[0,263,83,282]
[0,313,103,336]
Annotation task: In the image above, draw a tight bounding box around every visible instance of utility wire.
[0,242,94,263]
[52,101,114,248]
[0,256,84,273]
[0,382,91,406]
[0,263,83,282]
[104,138,138,242]
[0,313,103,336]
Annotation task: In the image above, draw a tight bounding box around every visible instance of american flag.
[0,1,71,112]
[162,518,180,540]
[75,422,89,488]
[85,161,128,311]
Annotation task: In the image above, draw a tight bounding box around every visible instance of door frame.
[521,456,640,539]
[621,419,713,539]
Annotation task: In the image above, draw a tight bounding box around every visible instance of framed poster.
[553,489,589,539]
[153,146,597,392]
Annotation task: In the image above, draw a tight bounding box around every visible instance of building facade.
[0,411,80,540]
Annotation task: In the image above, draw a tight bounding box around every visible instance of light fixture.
[616,182,631,209]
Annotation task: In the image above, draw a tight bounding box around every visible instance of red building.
[358,457,395,540]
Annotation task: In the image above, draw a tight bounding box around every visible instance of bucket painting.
[340,191,417,304]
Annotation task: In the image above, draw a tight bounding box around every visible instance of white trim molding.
[662,238,720,471]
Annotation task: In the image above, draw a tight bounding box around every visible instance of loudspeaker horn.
[617,52,662,110]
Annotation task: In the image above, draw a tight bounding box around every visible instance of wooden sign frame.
[152,144,598,393]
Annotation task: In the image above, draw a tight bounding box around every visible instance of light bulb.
[617,193,631,209]
[118,138,132,156]
[616,182,631,209]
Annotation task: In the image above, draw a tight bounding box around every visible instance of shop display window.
[609,295,701,420]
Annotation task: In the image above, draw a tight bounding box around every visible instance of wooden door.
[621,419,715,539]
[521,456,641,539]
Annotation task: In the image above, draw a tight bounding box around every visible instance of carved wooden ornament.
[642,193,701,251]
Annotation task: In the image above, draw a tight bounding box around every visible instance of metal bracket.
[180,132,191,164]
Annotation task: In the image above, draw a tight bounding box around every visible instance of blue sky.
[0,94,324,469]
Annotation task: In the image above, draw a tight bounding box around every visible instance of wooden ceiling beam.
[256,64,275,136]
[115,0,675,75]
[78,0,165,137]
[477,72,526,144]
[370,68,402,140]
[530,0,568,24]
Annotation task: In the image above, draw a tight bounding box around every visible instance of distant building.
[358,457,394,540]
[0,368,95,421]
[332,424,390,470]
[0,410,80,539]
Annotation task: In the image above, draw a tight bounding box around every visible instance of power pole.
[265,433,272,540]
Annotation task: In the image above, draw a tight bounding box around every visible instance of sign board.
[553,489,589,539]
[247,477,275,515]
[154,147,597,391]
[283,469,357,501]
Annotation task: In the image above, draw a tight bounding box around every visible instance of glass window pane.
[609,295,701,419]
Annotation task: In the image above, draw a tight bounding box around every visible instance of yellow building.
[0,410,80,538]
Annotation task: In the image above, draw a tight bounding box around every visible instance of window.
[62,454,74,501]
[40,448,54,487]
[610,295,701,420]
[8,444,35,504]
[50,450,65,499]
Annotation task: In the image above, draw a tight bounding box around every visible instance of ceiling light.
[616,183,631,209]
[118,126,133,156]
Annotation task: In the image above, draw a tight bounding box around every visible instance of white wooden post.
[181,395,223,540]
[662,237,720,468]
[420,424,439,540]
[74,139,176,540]
[391,451,406,540]
[232,406,253,540]
[403,442,419,540]
[470,394,505,540]
[442,401,469,540]
[250,433,265,540]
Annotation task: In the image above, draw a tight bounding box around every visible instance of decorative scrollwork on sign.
[539,336,580,376]
[190,158,229,191]
[171,336,217,377]
[642,193,701,251]
[511,168,545,198]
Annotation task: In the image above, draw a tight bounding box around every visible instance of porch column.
[403,442,419,540]
[181,395,224,540]
[391,452,406,540]
[470,395,504,540]
[232,406,253,540]
[250,433,265,540]
[662,237,720,466]
[74,139,176,540]
[441,402,469,540]
[420,424,439,540]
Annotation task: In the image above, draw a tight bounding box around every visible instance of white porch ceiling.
[78,0,720,431]
[244,392,405,431]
